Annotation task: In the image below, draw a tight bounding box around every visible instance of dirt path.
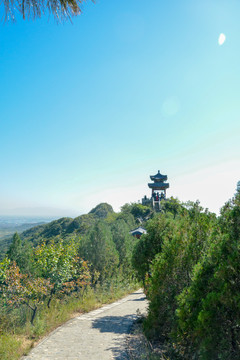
[22,289,147,360]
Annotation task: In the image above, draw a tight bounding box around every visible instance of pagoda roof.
[150,170,167,182]
[130,227,147,236]
[148,182,169,190]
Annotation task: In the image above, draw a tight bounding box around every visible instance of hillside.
[11,203,114,246]
[0,203,151,258]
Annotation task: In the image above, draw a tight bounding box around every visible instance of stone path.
[22,289,147,360]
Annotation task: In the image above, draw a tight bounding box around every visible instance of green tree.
[160,196,184,218]
[89,203,114,219]
[7,233,21,262]
[132,213,175,282]
[79,221,119,282]
[34,239,89,307]
[7,233,33,274]
[0,259,51,324]
[121,202,152,222]
[176,192,240,359]
[111,219,136,277]
[141,202,216,340]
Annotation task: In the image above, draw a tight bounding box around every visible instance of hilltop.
[20,203,114,245]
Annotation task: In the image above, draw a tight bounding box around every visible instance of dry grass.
[126,319,171,360]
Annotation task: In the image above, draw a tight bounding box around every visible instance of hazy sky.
[0,0,239,216]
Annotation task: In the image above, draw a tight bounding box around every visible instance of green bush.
[175,194,240,359]
[132,200,218,357]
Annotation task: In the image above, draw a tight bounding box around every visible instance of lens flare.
[218,33,226,45]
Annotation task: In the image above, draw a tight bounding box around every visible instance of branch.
[2,0,93,21]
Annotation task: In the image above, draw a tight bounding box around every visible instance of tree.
[176,192,240,359]
[89,203,114,219]
[79,221,119,282]
[139,202,217,340]
[7,233,33,274]
[34,239,90,307]
[121,202,152,222]
[132,213,175,283]
[2,0,92,21]
[111,219,136,277]
[160,196,184,218]
[0,259,51,324]
[7,233,21,263]
[176,233,240,359]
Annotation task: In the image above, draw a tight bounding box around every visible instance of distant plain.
[0,216,53,258]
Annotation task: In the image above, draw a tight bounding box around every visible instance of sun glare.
[218,33,226,45]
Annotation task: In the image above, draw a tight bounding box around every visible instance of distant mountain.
[0,207,77,217]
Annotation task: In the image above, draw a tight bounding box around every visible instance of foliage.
[7,233,33,274]
[121,202,152,222]
[130,193,240,359]
[175,193,240,359]
[34,239,78,286]
[67,214,96,234]
[2,0,93,22]
[132,199,220,356]
[21,217,74,245]
[2,193,239,360]
[7,233,22,261]
[0,279,139,360]
[0,257,11,282]
[20,203,115,247]
[0,201,140,359]
[132,213,176,282]
[160,197,185,218]
[79,221,119,282]
[0,260,51,323]
[111,219,137,277]
[34,239,91,306]
[0,238,91,323]
[89,203,114,219]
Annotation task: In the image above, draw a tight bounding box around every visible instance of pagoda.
[142,170,169,211]
[148,170,169,199]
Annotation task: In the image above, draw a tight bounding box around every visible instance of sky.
[0,0,239,216]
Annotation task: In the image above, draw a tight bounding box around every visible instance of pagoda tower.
[142,170,170,211]
[148,170,169,199]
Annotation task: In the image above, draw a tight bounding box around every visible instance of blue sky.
[0,0,239,216]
